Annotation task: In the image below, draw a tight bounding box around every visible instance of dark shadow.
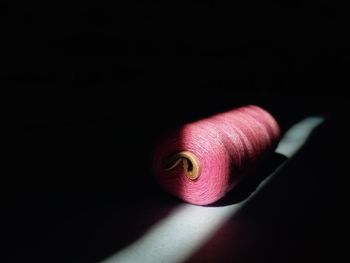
[210,152,287,206]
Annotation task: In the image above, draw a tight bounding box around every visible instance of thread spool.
[152,105,281,205]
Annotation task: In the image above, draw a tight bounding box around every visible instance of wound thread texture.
[152,105,281,205]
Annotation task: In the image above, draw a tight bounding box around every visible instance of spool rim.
[163,151,201,180]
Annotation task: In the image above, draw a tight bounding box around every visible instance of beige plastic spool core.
[163,151,200,180]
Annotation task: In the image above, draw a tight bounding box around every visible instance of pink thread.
[152,105,281,205]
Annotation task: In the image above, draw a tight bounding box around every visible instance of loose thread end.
[163,151,200,180]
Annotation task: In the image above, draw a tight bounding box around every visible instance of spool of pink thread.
[152,105,281,205]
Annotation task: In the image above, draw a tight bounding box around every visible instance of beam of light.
[101,116,325,263]
[275,116,325,157]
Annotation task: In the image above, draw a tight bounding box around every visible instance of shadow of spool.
[210,152,288,206]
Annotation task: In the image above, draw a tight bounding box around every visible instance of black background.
[2,2,348,262]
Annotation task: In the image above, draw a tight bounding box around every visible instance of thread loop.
[163,151,200,180]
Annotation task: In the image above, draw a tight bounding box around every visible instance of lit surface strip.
[101,116,325,263]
